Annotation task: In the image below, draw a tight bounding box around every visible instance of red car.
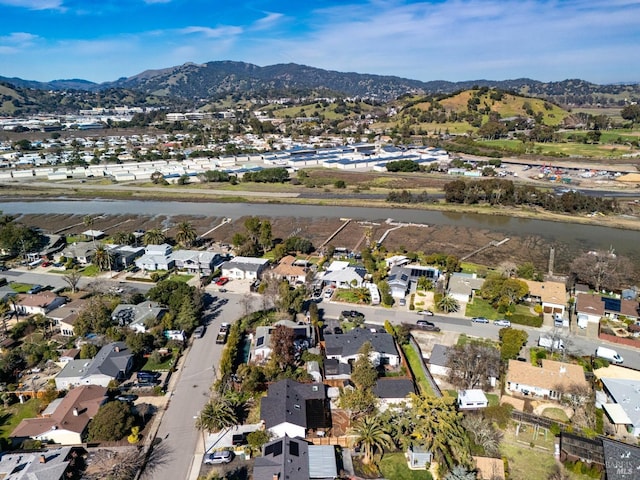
[41,261,51,267]
[216,277,229,286]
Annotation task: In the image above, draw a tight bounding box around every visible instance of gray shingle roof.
[85,342,132,379]
[428,344,451,367]
[373,378,415,399]
[602,438,640,480]
[324,328,397,358]
[253,436,310,480]
[260,379,326,430]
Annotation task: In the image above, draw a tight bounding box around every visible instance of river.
[1,199,639,261]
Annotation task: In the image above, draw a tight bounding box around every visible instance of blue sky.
[0,0,638,84]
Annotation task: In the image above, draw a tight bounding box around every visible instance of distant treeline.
[443,179,618,214]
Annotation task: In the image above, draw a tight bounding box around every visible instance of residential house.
[253,436,338,480]
[458,389,489,410]
[59,241,95,265]
[324,328,400,368]
[323,358,351,382]
[448,273,485,304]
[270,255,308,285]
[600,377,640,436]
[47,299,88,337]
[575,293,605,325]
[38,234,66,258]
[220,256,270,280]
[373,378,414,411]
[523,279,567,315]
[576,293,640,323]
[249,320,314,364]
[385,255,410,268]
[111,301,166,333]
[427,344,451,377]
[107,245,145,269]
[388,264,440,299]
[170,249,222,275]
[55,342,133,389]
[0,284,16,303]
[11,291,66,316]
[134,244,174,271]
[10,385,107,445]
[505,359,588,400]
[59,348,80,363]
[602,437,640,480]
[474,456,506,480]
[322,264,366,289]
[260,379,329,439]
[0,447,78,480]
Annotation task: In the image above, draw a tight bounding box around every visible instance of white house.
[458,389,489,410]
[373,378,414,411]
[10,385,107,445]
[135,243,174,271]
[55,342,133,389]
[322,266,366,289]
[506,359,588,400]
[428,344,451,377]
[324,329,400,368]
[448,273,485,304]
[220,256,269,280]
[260,379,328,438]
[11,292,66,316]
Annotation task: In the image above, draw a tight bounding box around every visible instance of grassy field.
[476,138,640,158]
[379,452,433,480]
[541,407,570,423]
[465,298,536,321]
[0,398,42,440]
[402,344,435,397]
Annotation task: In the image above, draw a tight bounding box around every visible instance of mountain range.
[2,61,640,111]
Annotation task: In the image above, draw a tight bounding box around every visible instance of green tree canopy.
[88,401,136,441]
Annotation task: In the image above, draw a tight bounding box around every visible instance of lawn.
[168,273,194,283]
[379,452,433,480]
[401,344,435,397]
[142,349,179,371]
[465,299,537,322]
[334,288,370,304]
[541,407,570,423]
[0,397,42,439]
[501,429,556,480]
[9,282,31,293]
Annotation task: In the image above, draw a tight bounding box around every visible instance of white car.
[204,450,234,465]
[494,319,511,327]
[417,310,434,316]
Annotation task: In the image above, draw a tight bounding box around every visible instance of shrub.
[508,314,543,328]
[484,403,513,428]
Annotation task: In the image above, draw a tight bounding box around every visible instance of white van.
[595,346,623,364]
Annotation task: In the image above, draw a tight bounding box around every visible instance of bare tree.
[447,343,501,390]
[240,293,255,318]
[570,248,633,292]
[555,382,595,429]
[62,268,82,293]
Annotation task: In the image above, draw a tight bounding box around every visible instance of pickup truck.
[538,336,565,350]
[216,323,230,344]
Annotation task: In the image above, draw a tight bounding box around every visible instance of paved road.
[142,290,246,480]
[318,300,640,370]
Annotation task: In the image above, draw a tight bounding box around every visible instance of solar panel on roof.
[602,297,621,312]
[272,440,283,457]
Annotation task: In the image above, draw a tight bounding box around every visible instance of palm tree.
[175,221,197,248]
[411,394,472,470]
[143,228,166,246]
[196,397,238,434]
[111,231,135,246]
[93,244,113,271]
[83,215,96,247]
[349,415,393,465]
[437,295,460,313]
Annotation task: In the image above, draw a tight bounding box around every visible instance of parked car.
[341,310,364,319]
[115,394,138,403]
[218,288,227,293]
[193,326,205,339]
[417,310,434,316]
[398,298,406,306]
[323,288,333,299]
[204,450,234,465]
[215,277,229,286]
[416,320,440,331]
[494,319,511,327]
[471,316,489,324]
[27,285,43,294]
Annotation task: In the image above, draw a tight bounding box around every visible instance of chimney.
[114,346,120,353]
[73,408,79,416]
[272,474,279,480]
[39,454,46,464]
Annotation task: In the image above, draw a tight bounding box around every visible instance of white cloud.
[178,25,243,38]
[0,32,39,53]
[0,0,64,10]
[251,12,285,31]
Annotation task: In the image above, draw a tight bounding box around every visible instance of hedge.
[508,313,543,328]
